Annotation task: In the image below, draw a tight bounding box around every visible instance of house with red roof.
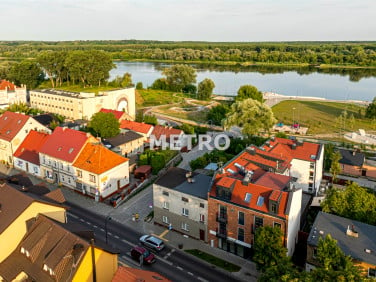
[73,142,129,200]
[38,127,96,185]
[150,125,186,149]
[0,80,27,108]
[100,108,132,122]
[120,120,154,138]
[207,148,302,258]
[266,137,324,194]
[0,111,50,167]
[13,130,49,177]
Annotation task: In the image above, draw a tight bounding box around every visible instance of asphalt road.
[67,202,241,282]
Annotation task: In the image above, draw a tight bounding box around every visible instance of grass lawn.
[185,249,241,272]
[272,100,374,135]
[38,81,121,93]
[137,89,189,107]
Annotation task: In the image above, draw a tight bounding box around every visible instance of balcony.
[216,213,228,223]
[216,229,227,239]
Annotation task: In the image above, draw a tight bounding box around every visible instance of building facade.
[0,111,50,166]
[0,80,27,108]
[29,87,136,120]
[153,168,212,241]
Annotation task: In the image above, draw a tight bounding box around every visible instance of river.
[110,62,376,102]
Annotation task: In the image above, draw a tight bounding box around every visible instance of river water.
[110,61,376,102]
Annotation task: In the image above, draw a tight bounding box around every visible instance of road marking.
[151,233,169,242]
[159,229,169,238]
[93,225,97,228]
[80,218,85,222]
[118,260,130,267]
[100,228,104,232]
[68,213,78,219]
[187,272,194,276]
[86,221,91,225]
[108,232,112,236]
[115,235,119,239]
[198,277,208,282]
[176,266,183,271]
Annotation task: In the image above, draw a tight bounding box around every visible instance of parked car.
[139,235,165,252]
[130,246,156,264]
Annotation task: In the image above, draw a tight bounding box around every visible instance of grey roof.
[174,173,212,200]
[307,211,376,265]
[155,167,212,199]
[104,131,144,147]
[338,149,364,166]
[155,167,190,188]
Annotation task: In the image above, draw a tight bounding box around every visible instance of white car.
[139,235,165,252]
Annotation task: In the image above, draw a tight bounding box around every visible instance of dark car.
[130,246,156,264]
[139,235,165,252]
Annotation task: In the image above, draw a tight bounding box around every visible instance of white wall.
[290,159,311,192]
[286,188,302,256]
[314,144,324,194]
[153,183,208,225]
[13,157,42,177]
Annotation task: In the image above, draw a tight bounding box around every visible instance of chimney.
[242,171,253,186]
[346,225,359,238]
[271,136,275,141]
[352,151,356,156]
[291,143,296,150]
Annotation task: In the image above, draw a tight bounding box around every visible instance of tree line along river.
[110,61,376,102]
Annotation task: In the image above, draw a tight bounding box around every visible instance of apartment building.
[153,167,212,241]
[207,148,302,258]
[0,80,27,108]
[29,87,136,120]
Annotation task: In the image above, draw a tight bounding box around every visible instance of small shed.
[134,165,152,179]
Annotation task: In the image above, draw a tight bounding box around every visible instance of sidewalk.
[1,164,258,282]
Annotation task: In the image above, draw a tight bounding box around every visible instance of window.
[200,203,205,208]
[368,268,376,277]
[312,248,318,259]
[181,222,189,231]
[163,201,169,210]
[256,196,264,206]
[182,197,189,203]
[271,203,277,213]
[255,217,263,228]
[244,192,252,203]
[89,174,96,183]
[200,214,205,223]
[162,191,169,196]
[310,162,315,169]
[238,228,244,242]
[274,222,281,229]
[77,170,82,178]
[162,216,169,224]
[238,212,244,225]
[182,208,189,216]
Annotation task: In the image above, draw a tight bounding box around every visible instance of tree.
[258,257,302,282]
[136,82,143,90]
[329,151,342,183]
[162,64,197,92]
[179,123,194,134]
[143,115,158,126]
[366,97,376,119]
[197,78,215,100]
[224,98,276,136]
[321,182,376,225]
[253,226,287,271]
[89,112,120,138]
[207,103,230,126]
[7,60,45,89]
[151,78,168,90]
[182,84,197,95]
[235,84,264,103]
[310,234,362,281]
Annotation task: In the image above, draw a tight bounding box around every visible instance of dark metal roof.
[154,167,189,188]
[307,211,376,265]
[338,149,364,166]
[104,131,144,147]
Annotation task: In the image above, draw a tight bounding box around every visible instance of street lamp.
[105,216,112,244]
[292,107,296,126]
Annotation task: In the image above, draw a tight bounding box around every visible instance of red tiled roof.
[13,130,49,165]
[39,127,90,162]
[269,190,282,202]
[269,137,320,162]
[224,151,265,181]
[254,172,290,191]
[99,108,126,120]
[73,143,128,174]
[120,120,153,134]
[0,80,16,91]
[217,177,236,189]
[0,111,29,141]
[151,125,183,140]
[210,178,289,218]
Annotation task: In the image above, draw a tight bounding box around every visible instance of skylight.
[256,196,264,206]
[68,148,74,154]
[244,193,252,203]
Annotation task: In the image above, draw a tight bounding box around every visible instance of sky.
[0,0,375,42]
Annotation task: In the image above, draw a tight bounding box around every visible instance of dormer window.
[57,146,62,151]
[21,247,30,258]
[6,130,10,134]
